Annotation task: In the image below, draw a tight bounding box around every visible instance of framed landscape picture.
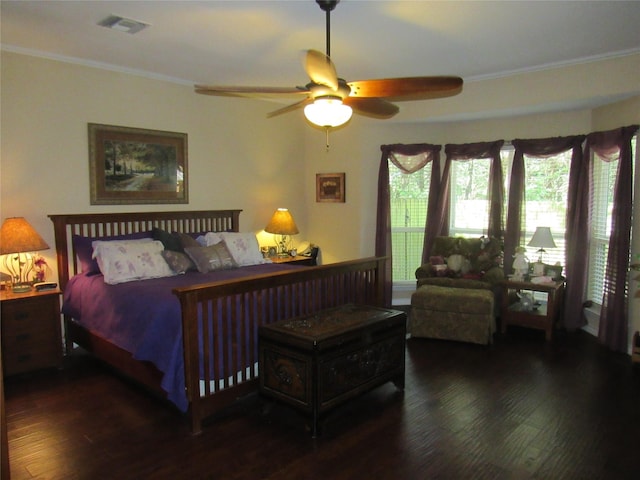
[89,123,188,205]
[316,172,345,203]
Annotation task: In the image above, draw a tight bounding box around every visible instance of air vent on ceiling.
[98,15,149,34]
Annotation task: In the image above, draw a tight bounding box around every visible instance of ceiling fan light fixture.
[304,96,353,128]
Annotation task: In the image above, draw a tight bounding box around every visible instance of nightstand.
[270,255,317,266]
[0,288,63,376]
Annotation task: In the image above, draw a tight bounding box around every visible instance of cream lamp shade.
[0,217,50,292]
[527,227,556,273]
[265,208,299,256]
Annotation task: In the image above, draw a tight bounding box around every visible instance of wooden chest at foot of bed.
[258,304,406,436]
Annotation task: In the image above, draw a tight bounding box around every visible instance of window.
[587,135,636,304]
[449,151,511,238]
[389,161,431,282]
[520,151,571,267]
[388,135,635,292]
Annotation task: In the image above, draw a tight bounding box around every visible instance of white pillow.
[196,231,223,247]
[92,239,174,284]
[220,232,268,266]
[446,254,464,273]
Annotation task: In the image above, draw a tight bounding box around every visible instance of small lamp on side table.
[265,208,299,257]
[0,217,50,293]
[528,227,556,276]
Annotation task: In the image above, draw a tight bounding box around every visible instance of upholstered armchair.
[411,236,503,345]
[415,236,503,290]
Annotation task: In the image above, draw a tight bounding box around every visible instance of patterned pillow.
[196,232,223,246]
[161,250,195,274]
[220,232,268,266]
[184,243,236,273]
[91,239,174,284]
[73,231,152,274]
[175,233,200,249]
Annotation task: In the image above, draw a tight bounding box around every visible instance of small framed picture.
[545,264,563,281]
[316,173,345,203]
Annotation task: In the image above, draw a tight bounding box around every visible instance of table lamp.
[265,208,299,257]
[0,217,50,292]
[527,226,556,276]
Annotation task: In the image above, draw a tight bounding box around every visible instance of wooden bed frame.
[49,210,386,434]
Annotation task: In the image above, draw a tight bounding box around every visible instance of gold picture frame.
[89,123,188,205]
[316,172,345,203]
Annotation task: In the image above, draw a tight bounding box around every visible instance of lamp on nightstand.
[527,226,556,276]
[265,208,299,257]
[0,217,50,293]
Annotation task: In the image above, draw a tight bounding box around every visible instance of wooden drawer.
[1,289,62,376]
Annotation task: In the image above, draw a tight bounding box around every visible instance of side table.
[0,288,63,376]
[500,279,565,341]
[269,255,316,266]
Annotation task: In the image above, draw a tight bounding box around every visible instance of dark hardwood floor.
[4,325,640,480]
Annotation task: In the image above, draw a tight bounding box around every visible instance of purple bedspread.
[61,263,300,412]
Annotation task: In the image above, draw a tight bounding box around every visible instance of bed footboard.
[49,210,387,435]
[173,256,387,434]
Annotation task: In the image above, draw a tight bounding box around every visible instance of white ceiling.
[2,0,640,122]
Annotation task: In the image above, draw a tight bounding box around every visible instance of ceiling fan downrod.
[316,0,339,58]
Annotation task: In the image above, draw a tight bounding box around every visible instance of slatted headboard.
[48,210,242,290]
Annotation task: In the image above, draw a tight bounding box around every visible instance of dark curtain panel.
[563,136,589,330]
[443,140,505,239]
[588,125,639,352]
[506,136,585,313]
[376,144,441,306]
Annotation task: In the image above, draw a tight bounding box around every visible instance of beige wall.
[1,52,306,282]
[2,50,639,348]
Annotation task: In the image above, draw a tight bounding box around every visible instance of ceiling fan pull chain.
[325,128,331,151]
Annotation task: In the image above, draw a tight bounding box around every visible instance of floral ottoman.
[410,284,495,345]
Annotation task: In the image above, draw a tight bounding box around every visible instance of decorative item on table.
[511,246,529,281]
[545,263,564,281]
[0,217,50,293]
[528,227,556,276]
[516,292,535,311]
[0,271,10,290]
[32,253,49,282]
[264,208,299,257]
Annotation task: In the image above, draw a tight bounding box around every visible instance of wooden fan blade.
[348,76,463,100]
[305,49,339,91]
[267,98,313,118]
[343,97,399,119]
[195,85,307,98]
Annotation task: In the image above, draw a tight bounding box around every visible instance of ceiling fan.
[195,0,463,128]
